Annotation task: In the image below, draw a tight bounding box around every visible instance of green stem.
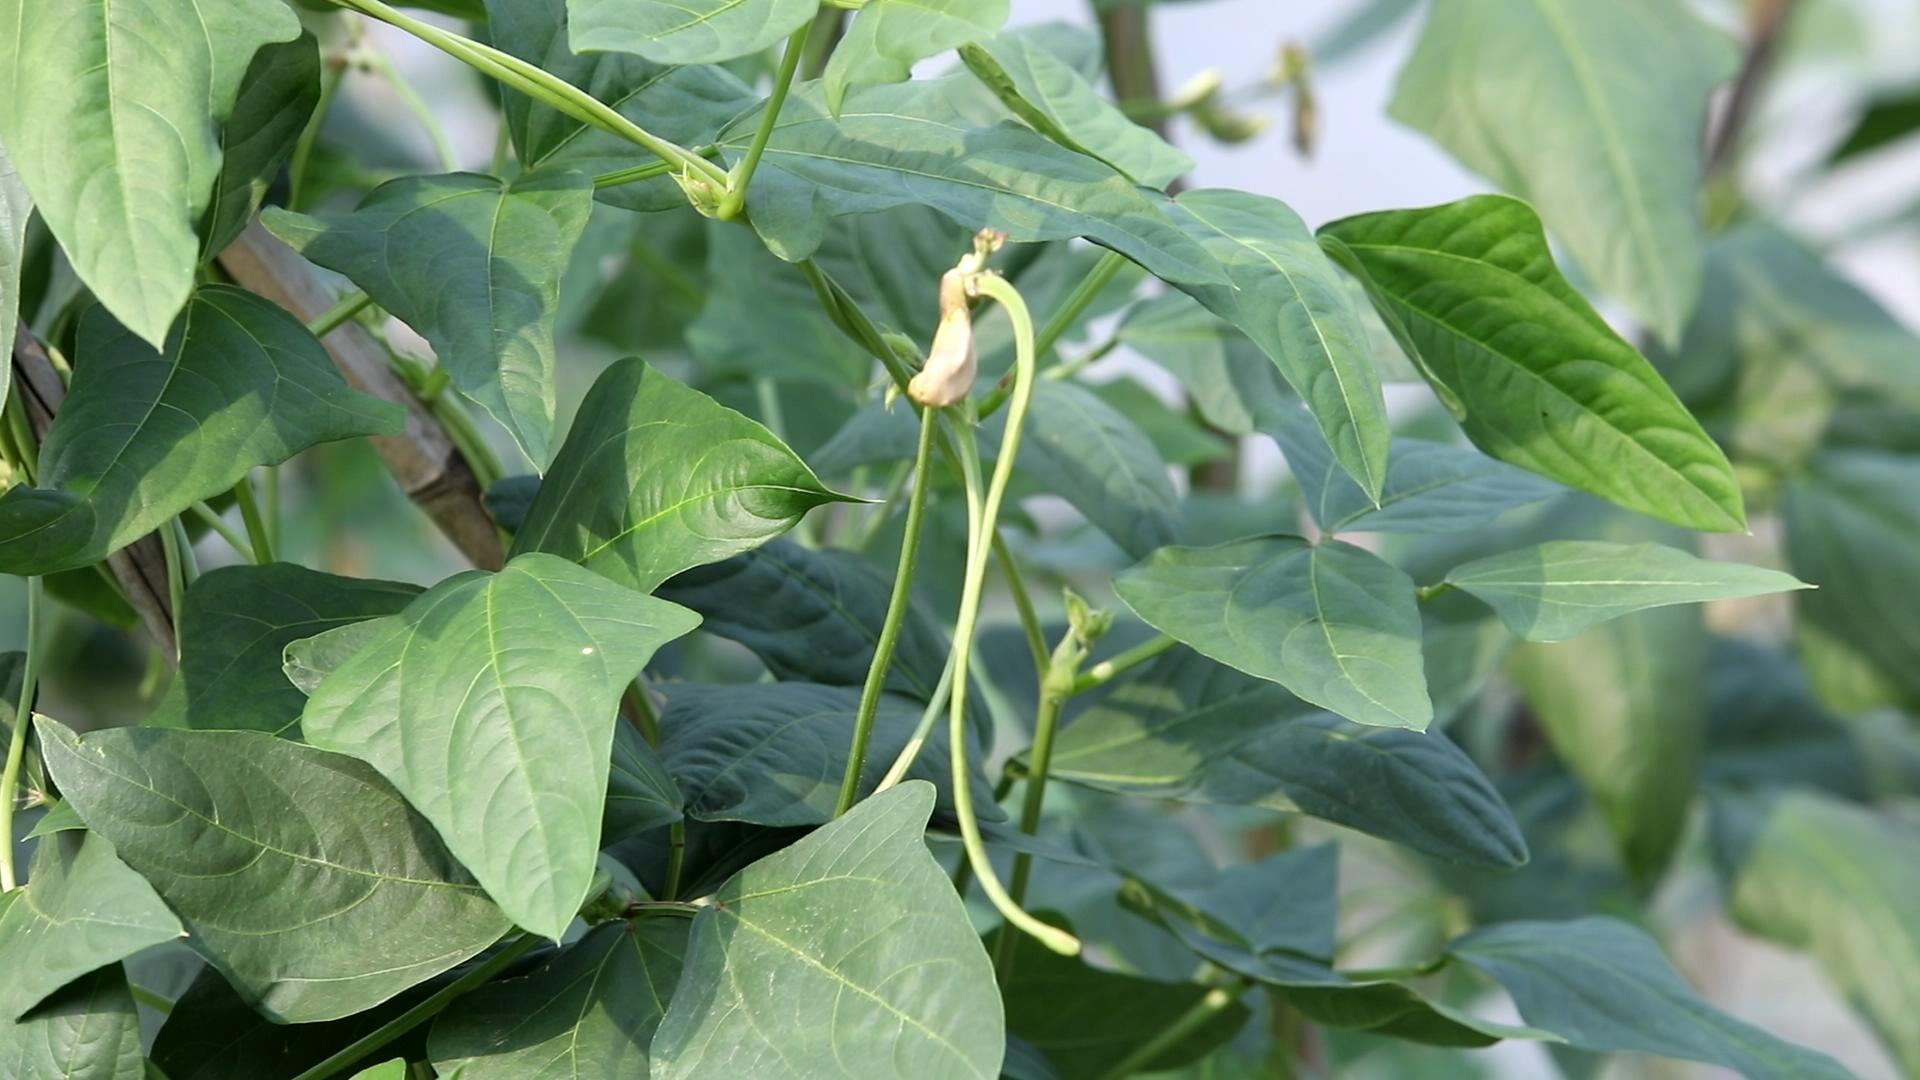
[595,145,720,190]
[1069,633,1177,695]
[874,653,956,794]
[663,820,686,900]
[622,681,661,746]
[158,523,189,656]
[978,250,1128,418]
[1097,979,1253,1080]
[849,461,912,552]
[232,474,275,564]
[835,413,937,816]
[366,51,459,172]
[0,576,43,891]
[291,935,539,1080]
[327,0,727,190]
[1414,582,1453,602]
[1045,336,1120,382]
[128,983,176,1015]
[946,275,1079,958]
[290,61,345,212]
[993,533,1049,676]
[718,21,814,220]
[307,291,374,338]
[186,502,261,564]
[263,467,281,556]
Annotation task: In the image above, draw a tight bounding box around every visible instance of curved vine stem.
[835,408,938,817]
[718,20,814,221]
[944,274,1080,958]
[325,0,728,192]
[0,575,43,891]
[874,653,956,794]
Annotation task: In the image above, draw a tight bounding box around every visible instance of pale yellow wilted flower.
[908,268,976,407]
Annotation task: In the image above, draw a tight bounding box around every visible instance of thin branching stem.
[0,575,43,891]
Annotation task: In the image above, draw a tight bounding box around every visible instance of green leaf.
[1444,540,1808,642]
[429,919,687,1078]
[1115,536,1433,730]
[655,540,952,707]
[1784,451,1920,705]
[686,222,878,389]
[487,0,757,213]
[651,782,1004,1080]
[1089,379,1230,468]
[282,617,397,697]
[266,171,594,464]
[566,0,820,65]
[0,287,403,576]
[1022,380,1181,559]
[1830,86,1920,163]
[1702,638,1870,798]
[1044,650,1525,867]
[36,719,513,1023]
[153,563,419,736]
[605,720,683,844]
[0,136,29,400]
[827,0,1011,115]
[1389,0,1738,343]
[0,832,182,1021]
[1320,195,1746,532]
[998,915,1250,1078]
[722,79,1225,286]
[0,0,299,345]
[1115,292,1290,439]
[349,1061,407,1080]
[1271,404,1563,535]
[658,682,993,827]
[1449,917,1851,1078]
[200,34,321,258]
[1508,603,1703,885]
[1171,189,1388,498]
[959,28,1191,189]
[1711,790,1920,1075]
[511,358,850,594]
[1656,224,1920,469]
[0,965,144,1080]
[301,553,700,940]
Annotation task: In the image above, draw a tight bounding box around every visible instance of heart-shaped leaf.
[567,0,820,66]
[200,34,321,257]
[428,920,688,1078]
[1116,536,1433,730]
[0,287,403,576]
[0,0,299,344]
[37,719,513,1023]
[651,782,1004,1080]
[1021,380,1181,559]
[0,964,144,1080]
[267,171,594,464]
[1320,195,1745,532]
[827,0,1011,115]
[0,832,182,1021]
[301,553,701,939]
[511,359,851,594]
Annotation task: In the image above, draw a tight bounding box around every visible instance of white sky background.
[355,5,1919,1074]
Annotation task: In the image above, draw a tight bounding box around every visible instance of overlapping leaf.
[960,28,1191,188]
[1116,292,1290,438]
[267,172,594,464]
[0,0,298,345]
[1044,650,1524,867]
[200,35,321,257]
[0,136,29,400]
[1450,918,1851,1078]
[1390,0,1737,343]
[1021,380,1181,559]
[658,682,993,827]
[1320,196,1745,532]
[1444,540,1806,641]
[153,563,419,735]
[0,287,402,576]
[1171,189,1388,497]
[720,78,1225,285]
[567,0,819,66]
[0,965,144,1080]
[828,0,1011,114]
[429,920,688,1078]
[1116,536,1432,730]
[0,832,182,1021]
[511,359,850,593]
[488,0,758,213]
[651,783,1004,1080]
[37,720,513,1023]
[301,554,701,939]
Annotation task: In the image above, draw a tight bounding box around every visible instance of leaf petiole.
[718,20,814,220]
[0,574,42,891]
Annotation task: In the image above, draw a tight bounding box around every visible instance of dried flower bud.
[908,268,977,407]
